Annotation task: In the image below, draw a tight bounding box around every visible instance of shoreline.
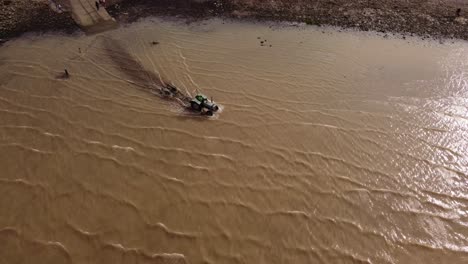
[1,0,468,43]
[0,0,76,41]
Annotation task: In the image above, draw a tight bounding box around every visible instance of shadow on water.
[101,37,165,92]
[55,71,69,80]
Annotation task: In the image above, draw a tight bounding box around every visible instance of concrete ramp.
[70,0,118,34]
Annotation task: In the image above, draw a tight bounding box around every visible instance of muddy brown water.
[1,18,468,264]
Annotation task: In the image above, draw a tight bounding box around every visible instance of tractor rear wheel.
[191,102,201,111]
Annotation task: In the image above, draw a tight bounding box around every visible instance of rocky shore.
[2,0,468,42]
[0,0,76,41]
[107,0,468,40]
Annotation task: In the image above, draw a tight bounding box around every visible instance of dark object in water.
[161,83,179,96]
[56,69,69,80]
[456,8,461,17]
[151,41,160,45]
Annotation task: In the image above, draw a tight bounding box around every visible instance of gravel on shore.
[107,0,468,40]
[0,0,76,41]
[2,0,468,42]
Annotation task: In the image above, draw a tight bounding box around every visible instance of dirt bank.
[2,0,468,41]
[107,0,468,40]
[0,0,76,41]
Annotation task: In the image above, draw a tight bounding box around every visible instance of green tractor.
[190,94,219,116]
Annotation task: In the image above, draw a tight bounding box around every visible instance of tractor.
[190,94,219,116]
